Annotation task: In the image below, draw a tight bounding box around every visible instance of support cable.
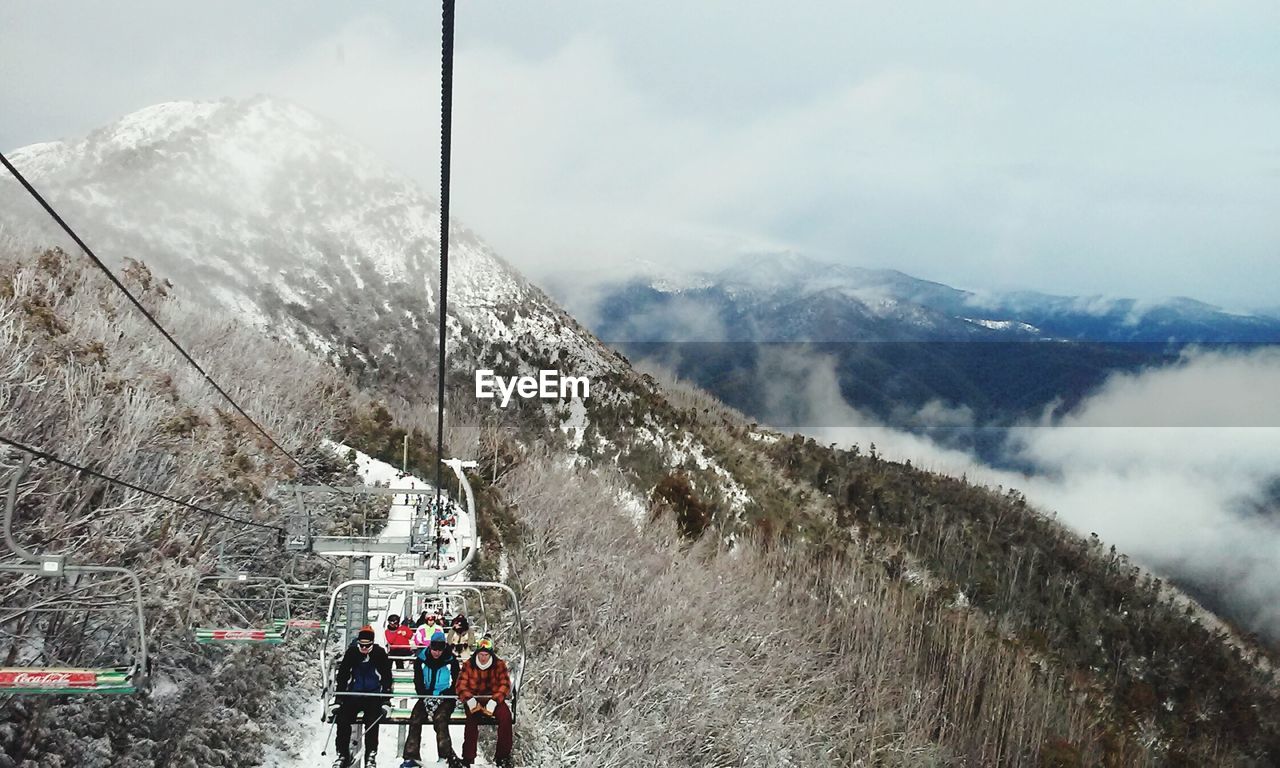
[0,436,284,534]
[434,0,457,574]
[0,150,336,491]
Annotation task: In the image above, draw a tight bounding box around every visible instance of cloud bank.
[763,346,1280,638]
[3,3,1280,308]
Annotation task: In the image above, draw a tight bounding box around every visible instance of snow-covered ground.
[262,445,494,767]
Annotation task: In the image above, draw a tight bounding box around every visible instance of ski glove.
[465,697,480,714]
[381,703,393,719]
[484,699,497,716]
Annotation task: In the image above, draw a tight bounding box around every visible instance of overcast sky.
[3,1,1279,309]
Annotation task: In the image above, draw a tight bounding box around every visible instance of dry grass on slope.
[501,459,1101,768]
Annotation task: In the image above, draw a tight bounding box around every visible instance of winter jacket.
[447,628,476,659]
[336,642,393,695]
[456,654,510,704]
[386,624,414,653]
[417,624,448,647]
[413,649,460,697]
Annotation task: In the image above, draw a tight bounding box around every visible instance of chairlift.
[408,496,432,555]
[320,576,526,726]
[284,485,312,553]
[187,572,291,645]
[281,475,476,561]
[0,452,149,694]
[279,557,334,632]
[410,589,483,631]
[278,583,331,632]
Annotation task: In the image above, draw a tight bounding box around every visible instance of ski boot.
[444,755,465,768]
[332,757,354,768]
[363,752,378,768]
[399,761,422,768]
[495,757,515,768]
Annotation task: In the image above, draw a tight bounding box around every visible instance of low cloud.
[764,345,1280,638]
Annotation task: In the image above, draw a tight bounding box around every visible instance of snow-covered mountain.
[571,252,1280,343]
[552,253,1280,433]
[1,97,616,386]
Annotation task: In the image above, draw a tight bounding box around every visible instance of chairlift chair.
[188,573,291,645]
[278,583,331,632]
[284,486,312,553]
[319,577,526,726]
[0,453,149,694]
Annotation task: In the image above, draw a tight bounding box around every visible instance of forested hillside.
[6,233,1280,766]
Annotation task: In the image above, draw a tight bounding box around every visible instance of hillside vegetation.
[494,458,1096,767]
[551,370,1280,765]
[0,245,352,766]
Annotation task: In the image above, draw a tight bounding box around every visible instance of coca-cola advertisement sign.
[0,670,97,688]
[213,629,266,640]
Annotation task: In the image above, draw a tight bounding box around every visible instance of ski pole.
[362,709,389,738]
[320,719,336,757]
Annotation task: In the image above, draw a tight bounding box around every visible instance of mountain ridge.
[568,252,1280,343]
[2,96,628,391]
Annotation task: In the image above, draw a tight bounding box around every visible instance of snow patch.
[962,317,1041,334]
[559,397,589,450]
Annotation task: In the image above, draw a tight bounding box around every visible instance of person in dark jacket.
[399,630,462,768]
[331,626,394,768]
[455,637,513,768]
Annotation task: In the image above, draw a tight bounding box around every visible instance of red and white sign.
[212,629,267,640]
[0,670,98,689]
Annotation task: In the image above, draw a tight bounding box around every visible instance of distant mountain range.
[574,253,1280,343]
[556,253,1280,439]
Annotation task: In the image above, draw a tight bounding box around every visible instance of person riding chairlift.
[447,614,476,662]
[456,637,514,768]
[399,630,463,768]
[385,614,414,670]
[331,626,393,768]
[411,615,443,650]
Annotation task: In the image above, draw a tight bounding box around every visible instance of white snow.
[961,317,1041,334]
[558,397,589,450]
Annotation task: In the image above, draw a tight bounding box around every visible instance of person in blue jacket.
[400,630,462,768]
[332,626,393,768]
